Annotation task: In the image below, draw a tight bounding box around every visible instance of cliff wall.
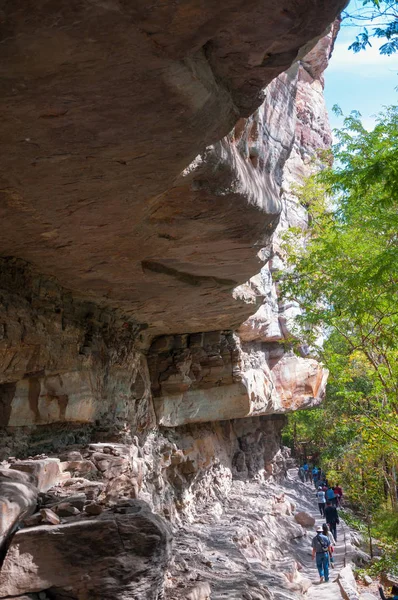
[0,0,345,335]
[0,3,343,599]
[0,24,337,446]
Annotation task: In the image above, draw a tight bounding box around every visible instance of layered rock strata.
[0,4,342,599]
[0,23,335,446]
[238,22,339,345]
[149,333,327,427]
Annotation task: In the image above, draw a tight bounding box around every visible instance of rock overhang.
[0,0,347,335]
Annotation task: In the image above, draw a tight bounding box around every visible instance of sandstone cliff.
[0,2,343,599]
[1,0,345,334]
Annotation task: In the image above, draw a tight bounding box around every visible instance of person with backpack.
[316,486,326,516]
[379,585,398,600]
[303,462,309,482]
[325,501,340,541]
[325,486,337,506]
[311,525,331,583]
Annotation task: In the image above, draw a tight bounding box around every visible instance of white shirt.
[316,491,326,503]
[327,530,336,546]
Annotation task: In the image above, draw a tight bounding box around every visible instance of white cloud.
[328,41,398,74]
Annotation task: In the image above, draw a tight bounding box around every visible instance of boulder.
[12,459,62,492]
[84,503,104,516]
[40,508,60,525]
[363,575,373,585]
[350,531,364,547]
[0,502,171,599]
[64,459,97,476]
[0,479,38,547]
[0,468,34,485]
[23,512,43,527]
[352,548,372,567]
[53,502,80,517]
[186,582,212,600]
[339,566,359,600]
[47,494,87,512]
[380,572,398,587]
[339,582,360,600]
[340,566,357,590]
[294,512,315,527]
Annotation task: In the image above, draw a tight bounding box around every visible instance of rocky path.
[282,473,349,600]
[165,470,353,600]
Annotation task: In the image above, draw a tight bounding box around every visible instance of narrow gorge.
[0,2,347,599]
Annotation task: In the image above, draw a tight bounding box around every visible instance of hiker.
[311,525,331,583]
[325,485,337,506]
[316,486,326,516]
[308,466,313,484]
[322,523,336,569]
[334,483,343,506]
[303,462,309,481]
[379,585,398,600]
[298,466,305,482]
[325,501,339,541]
[312,466,319,486]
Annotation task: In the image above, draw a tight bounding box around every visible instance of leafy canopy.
[281,105,398,524]
[343,0,398,55]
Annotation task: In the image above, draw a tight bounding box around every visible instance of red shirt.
[334,486,343,497]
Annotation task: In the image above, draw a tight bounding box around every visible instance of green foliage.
[341,509,398,576]
[282,106,398,552]
[374,509,398,539]
[344,1,398,55]
[340,509,368,534]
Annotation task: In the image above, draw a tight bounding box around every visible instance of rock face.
[0,4,342,599]
[0,0,346,335]
[238,22,339,346]
[150,334,327,427]
[0,10,338,445]
[0,261,154,455]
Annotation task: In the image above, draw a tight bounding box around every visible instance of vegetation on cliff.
[280,105,398,570]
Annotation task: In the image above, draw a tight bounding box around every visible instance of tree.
[343,0,398,55]
[280,106,398,518]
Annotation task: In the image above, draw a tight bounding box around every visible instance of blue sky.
[324,0,398,131]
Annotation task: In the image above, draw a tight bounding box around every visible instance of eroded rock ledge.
[0,3,343,598]
[0,0,346,334]
[149,333,327,427]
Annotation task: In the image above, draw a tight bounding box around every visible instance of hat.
[316,526,323,532]
[318,486,322,490]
